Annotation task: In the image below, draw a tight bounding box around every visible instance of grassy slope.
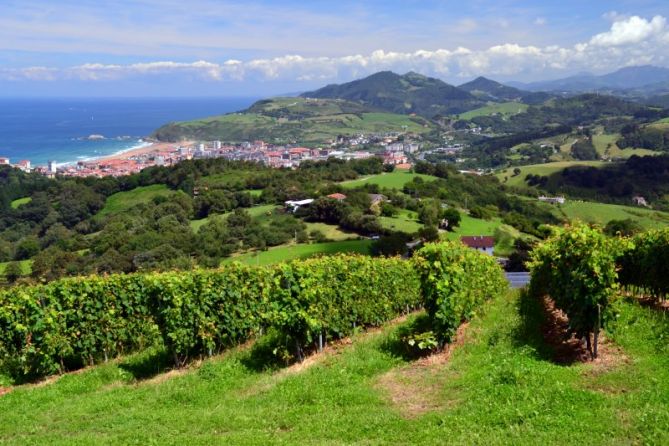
[98,185,175,217]
[458,102,529,120]
[156,98,432,146]
[1,291,667,444]
[303,222,357,241]
[496,161,607,189]
[341,171,437,189]
[555,201,669,230]
[10,197,31,209]
[378,209,423,233]
[190,205,279,231]
[221,239,373,266]
[0,259,32,276]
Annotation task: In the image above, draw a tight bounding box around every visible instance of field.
[378,209,423,233]
[2,290,667,444]
[496,161,607,189]
[458,102,529,120]
[98,185,175,217]
[9,197,31,209]
[592,132,661,159]
[190,205,278,231]
[221,239,373,266]
[0,259,32,277]
[341,170,436,190]
[304,222,357,241]
[555,200,669,230]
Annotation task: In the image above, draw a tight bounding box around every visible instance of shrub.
[413,241,507,344]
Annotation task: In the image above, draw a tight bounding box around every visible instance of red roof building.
[327,193,347,201]
[460,236,495,255]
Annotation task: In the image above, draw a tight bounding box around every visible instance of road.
[505,272,530,289]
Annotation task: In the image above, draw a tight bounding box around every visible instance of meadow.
[340,170,436,189]
[97,184,175,217]
[458,102,529,120]
[221,239,373,266]
[496,161,607,189]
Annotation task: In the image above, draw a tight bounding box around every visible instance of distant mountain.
[514,65,669,93]
[458,76,551,105]
[301,71,484,117]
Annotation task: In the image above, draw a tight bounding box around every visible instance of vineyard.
[529,223,669,358]
[2,233,669,444]
[0,242,505,381]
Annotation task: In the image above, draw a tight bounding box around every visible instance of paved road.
[505,272,530,289]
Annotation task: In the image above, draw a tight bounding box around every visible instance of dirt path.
[376,322,470,419]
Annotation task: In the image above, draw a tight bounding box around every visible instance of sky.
[1,0,669,97]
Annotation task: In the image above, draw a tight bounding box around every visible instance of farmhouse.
[538,195,566,205]
[460,236,495,256]
[326,193,347,201]
[284,199,314,213]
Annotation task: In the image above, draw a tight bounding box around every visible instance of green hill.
[153,97,433,144]
[458,76,551,105]
[301,71,484,117]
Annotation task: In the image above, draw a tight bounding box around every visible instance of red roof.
[460,236,495,249]
[327,193,347,200]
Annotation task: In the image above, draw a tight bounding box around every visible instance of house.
[633,196,648,207]
[368,194,387,206]
[0,157,9,165]
[285,199,314,213]
[327,193,347,201]
[460,236,495,256]
[16,160,31,171]
[538,195,565,205]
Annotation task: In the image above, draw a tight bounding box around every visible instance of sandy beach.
[97,140,193,162]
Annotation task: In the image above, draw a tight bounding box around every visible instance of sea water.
[0,97,257,166]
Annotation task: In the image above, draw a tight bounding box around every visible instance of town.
[0,133,428,178]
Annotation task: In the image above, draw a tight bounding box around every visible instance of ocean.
[0,97,258,167]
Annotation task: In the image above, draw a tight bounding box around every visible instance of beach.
[97,140,191,162]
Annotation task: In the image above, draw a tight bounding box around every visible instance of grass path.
[1,291,668,444]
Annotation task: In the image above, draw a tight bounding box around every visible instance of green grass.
[98,185,175,217]
[445,214,503,239]
[0,259,32,276]
[9,197,31,209]
[496,161,607,189]
[378,209,423,233]
[459,102,529,120]
[190,205,279,231]
[222,239,373,266]
[555,200,669,230]
[341,171,436,190]
[304,222,357,241]
[2,290,667,444]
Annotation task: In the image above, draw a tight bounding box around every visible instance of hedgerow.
[412,241,508,344]
[0,247,507,380]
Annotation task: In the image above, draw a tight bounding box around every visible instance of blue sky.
[1,0,669,96]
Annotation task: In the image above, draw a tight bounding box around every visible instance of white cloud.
[534,17,546,26]
[2,15,669,84]
[590,15,667,47]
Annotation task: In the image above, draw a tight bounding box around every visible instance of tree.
[371,233,411,257]
[4,261,23,283]
[604,219,642,237]
[418,225,440,242]
[441,208,461,231]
